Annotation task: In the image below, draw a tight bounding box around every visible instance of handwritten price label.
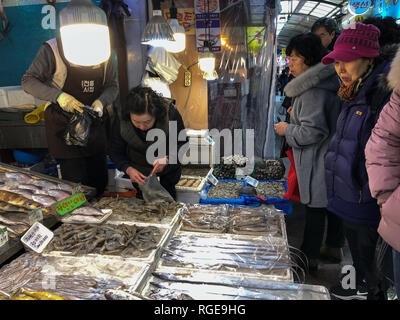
[0,227,8,248]
[21,222,53,254]
[55,193,86,216]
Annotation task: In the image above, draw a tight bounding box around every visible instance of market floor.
[284,201,352,290]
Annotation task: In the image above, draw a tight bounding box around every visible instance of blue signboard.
[0,0,100,87]
[348,0,372,15]
[373,0,400,19]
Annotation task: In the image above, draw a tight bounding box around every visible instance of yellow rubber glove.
[92,99,104,117]
[57,93,84,113]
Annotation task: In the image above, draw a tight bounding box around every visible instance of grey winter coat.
[284,63,341,207]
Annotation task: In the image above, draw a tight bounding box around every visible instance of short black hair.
[311,17,340,35]
[286,33,328,67]
[123,86,167,121]
[364,16,400,46]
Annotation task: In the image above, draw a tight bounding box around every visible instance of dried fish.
[71,206,104,216]
[18,184,41,192]
[30,179,58,190]
[48,189,71,201]
[94,197,182,224]
[0,190,45,211]
[48,223,163,258]
[0,200,29,213]
[57,183,73,193]
[147,273,329,300]
[31,194,57,207]
[5,172,33,183]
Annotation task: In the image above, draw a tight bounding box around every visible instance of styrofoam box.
[0,86,47,108]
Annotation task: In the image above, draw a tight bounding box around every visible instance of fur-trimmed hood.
[284,63,338,98]
[387,44,400,90]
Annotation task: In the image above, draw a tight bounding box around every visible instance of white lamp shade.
[60,24,111,66]
[165,19,186,53]
[59,0,111,66]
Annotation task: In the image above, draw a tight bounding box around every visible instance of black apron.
[44,38,107,159]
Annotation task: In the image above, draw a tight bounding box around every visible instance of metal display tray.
[105,206,183,228]
[178,206,288,244]
[39,254,151,289]
[61,209,113,225]
[42,224,172,264]
[153,230,293,283]
[137,267,330,300]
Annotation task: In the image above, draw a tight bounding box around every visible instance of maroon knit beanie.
[322,22,380,64]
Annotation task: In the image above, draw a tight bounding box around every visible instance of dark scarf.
[338,63,375,102]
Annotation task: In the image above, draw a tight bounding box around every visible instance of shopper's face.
[313,26,335,49]
[288,50,309,77]
[130,113,156,131]
[334,58,372,86]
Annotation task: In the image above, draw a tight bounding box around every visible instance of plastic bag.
[63,106,98,147]
[139,174,174,203]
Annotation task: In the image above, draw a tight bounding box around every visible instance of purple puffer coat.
[366,48,400,251]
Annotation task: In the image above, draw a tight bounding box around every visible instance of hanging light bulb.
[165,19,186,53]
[141,0,175,48]
[59,0,111,66]
[199,50,217,80]
[165,1,186,53]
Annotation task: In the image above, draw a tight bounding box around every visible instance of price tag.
[54,193,86,216]
[72,183,82,194]
[28,208,43,225]
[245,176,259,188]
[21,222,53,254]
[207,173,219,186]
[0,227,8,248]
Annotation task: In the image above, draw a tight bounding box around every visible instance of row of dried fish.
[160,233,292,276]
[93,197,182,224]
[47,223,163,258]
[176,178,202,189]
[206,181,243,199]
[145,271,329,300]
[0,170,73,192]
[181,204,284,236]
[0,212,32,237]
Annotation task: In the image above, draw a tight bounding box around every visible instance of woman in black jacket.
[110,86,187,200]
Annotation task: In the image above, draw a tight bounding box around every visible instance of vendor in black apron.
[21,37,119,196]
[110,86,187,200]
